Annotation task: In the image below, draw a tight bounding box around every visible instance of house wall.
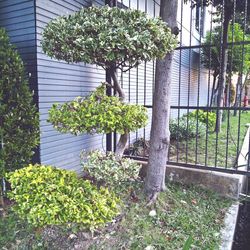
[0,0,214,171]
[116,0,160,142]
[119,0,212,137]
[0,1,36,94]
[170,0,212,119]
[35,0,108,173]
[0,0,40,162]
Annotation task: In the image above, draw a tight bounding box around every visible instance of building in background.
[0,0,212,171]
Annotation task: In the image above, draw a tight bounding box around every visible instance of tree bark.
[115,133,128,157]
[0,180,4,208]
[225,74,231,108]
[109,67,127,157]
[145,0,178,201]
[110,68,125,101]
[210,71,219,108]
[233,72,242,116]
[233,70,249,116]
[215,13,230,133]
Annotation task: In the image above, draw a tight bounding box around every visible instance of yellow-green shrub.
[6,164,119,228]
[48,84,148,135]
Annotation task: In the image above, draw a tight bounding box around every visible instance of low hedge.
[6,164,120,229]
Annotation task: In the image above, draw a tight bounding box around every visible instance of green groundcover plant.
[185,110,216,129]
[6,164,120,229]
[81,150,140,189]
[170,116,206,140]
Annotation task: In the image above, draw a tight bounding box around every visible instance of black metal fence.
[107,0,250,176]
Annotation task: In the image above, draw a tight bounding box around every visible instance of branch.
[110,69,125,101]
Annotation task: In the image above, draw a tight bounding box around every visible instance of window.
[195,5,205,36]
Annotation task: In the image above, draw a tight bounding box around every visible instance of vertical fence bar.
[176,0,184,163]
[236,0,248,167]
[135,0,139,142]
[0,133,5,207]
[195,0,203,164]
[105,0,113,152]
[205,2,214,167]
[215,0,226,168]
[106,69,112,152]
[248,129,250,172]
[225,0,236,169]
[152,0,156,105]
[127,0,131,152]
[185,1,193,163]
[143,0,147,143]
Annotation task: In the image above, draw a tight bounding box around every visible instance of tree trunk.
[110,68,125,101]
[225,74,231,108]
[233,70,249,116]
[145,0,178,202]
[109,67,127,157]
[0,179,4,208]
[115,133,128,157]
[210,71,218,107]
[0,134,4,208]
[215,13,230,133]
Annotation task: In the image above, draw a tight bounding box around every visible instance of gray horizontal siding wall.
[170,49,211,119]
[0,0,36,98]
[118,0,160,143]
[36,0,159,172]
[0,0,212,171]
[121,0,212,144]
[36,0,106,172]
[0,0,40,162]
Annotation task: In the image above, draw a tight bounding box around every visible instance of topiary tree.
[0,28,39,205]
[42,5,177,156]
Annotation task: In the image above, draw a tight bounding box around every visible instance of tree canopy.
[42,6,177,72]
[48,84,148,136]
[202,23,250,75]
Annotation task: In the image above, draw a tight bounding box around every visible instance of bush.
[0,28,39,174]
[185,110,216,129]
[6,164,119,228]
[81,151,140,189]
[170,117,206,140]
[48,84,148,135]
[42,6,177,69]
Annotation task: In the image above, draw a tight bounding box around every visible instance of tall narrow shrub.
[0,28,39,174]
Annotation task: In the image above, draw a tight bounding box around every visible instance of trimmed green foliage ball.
[186,110,216,129]
[6,164,119,228]
[81,150,140,189]
[170,116,206,140]
[42,6,177,70]
[48,84,148,135]
[0,28,39,174]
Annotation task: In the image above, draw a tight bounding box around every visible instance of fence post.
[105,0,117,152]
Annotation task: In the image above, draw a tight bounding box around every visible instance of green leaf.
[183,236,193,250]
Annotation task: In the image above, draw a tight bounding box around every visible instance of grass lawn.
[169,112,250,168]
[0,182,232,250]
